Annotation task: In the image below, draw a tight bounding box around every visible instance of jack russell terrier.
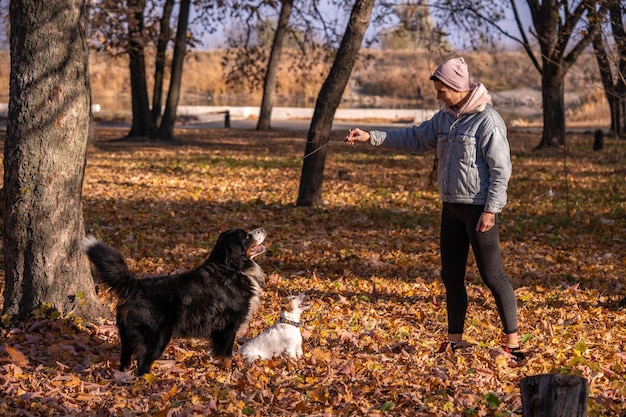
[239,293,311,362]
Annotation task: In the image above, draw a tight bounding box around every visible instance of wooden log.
[520,374,588,417]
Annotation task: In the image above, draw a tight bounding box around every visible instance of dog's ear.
[208,229,247,267]
[279,297,293,312]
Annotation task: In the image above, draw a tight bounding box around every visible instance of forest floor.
[1,126,626,416]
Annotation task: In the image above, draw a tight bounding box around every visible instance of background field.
[0,48,611,128]
[1,125,625,416]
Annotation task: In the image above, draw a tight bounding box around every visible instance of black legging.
[440,202,518,335]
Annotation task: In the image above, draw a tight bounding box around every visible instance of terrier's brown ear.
[280,297,294,312]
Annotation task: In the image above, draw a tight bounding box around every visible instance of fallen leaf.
[4,345,29,367]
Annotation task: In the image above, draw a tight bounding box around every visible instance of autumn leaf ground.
[1,126,626,416]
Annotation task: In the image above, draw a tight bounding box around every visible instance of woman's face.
[433,80,466,108]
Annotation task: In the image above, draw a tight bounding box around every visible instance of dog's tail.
[81,235,138,301]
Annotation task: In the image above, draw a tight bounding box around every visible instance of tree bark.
[296,0,375,207]
[520,374,588,417]
[127,0,153,137]
[593,1,626,137]
[4,0,108,321]
[150,0,174,129]
[592,32,621,138]
[157,0,191,141]
[608,1,626,138]
[256,0,294,131]
[514,0,608,148]
[537,62,566,148]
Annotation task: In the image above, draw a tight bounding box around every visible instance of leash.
[291,130,356,166]
[301,141,331,161]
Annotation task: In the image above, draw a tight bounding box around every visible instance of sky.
[0,1,530,53]
[0,2,530,52]
[194,1,530,51]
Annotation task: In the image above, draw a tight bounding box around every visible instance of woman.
[346,57,524,361]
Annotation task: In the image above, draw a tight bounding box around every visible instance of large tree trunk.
[150,0,174,129]
[127,0,153,138]
[513,1,608,149]
[537,62,566,148]
[157,0,190,141]
[3,0,108,321]
[296,0,375,206]
[256,0,294,131]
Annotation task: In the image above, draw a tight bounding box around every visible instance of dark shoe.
[503,345,526,362]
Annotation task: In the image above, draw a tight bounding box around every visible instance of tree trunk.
[296,0,375,206]
[592,2,626,139]
[3,0,108,321]
[515,0,608,149]
[621,95,626,138]
[256,0,294,131]
[609,1,626,139]
[520,374,588,417]
[592,32,620,137]
[537,61,566,148]
[157,0,190,141]
[614,91,626,140]
[127,0,153,138]
[150,0,174,129]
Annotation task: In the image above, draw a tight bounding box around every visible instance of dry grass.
[0,48,611,126]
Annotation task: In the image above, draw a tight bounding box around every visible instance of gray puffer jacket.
[368,83,511,214]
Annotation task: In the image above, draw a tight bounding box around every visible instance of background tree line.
[2,0,625,322]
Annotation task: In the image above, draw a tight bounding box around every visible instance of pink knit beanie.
[430,57,470,92]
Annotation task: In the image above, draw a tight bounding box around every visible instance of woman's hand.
[345,128,371,145]
[476,212,495,232]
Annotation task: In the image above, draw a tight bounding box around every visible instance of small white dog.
[239,293,311,362]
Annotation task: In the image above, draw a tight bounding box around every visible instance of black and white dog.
[238,293,311,362]
[82,228,267,375]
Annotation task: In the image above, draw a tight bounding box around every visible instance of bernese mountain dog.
[82,228,267,375]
